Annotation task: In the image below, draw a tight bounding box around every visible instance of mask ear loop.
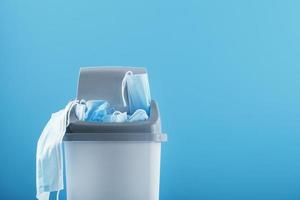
[121,71,133,107]
[56,190,60,200]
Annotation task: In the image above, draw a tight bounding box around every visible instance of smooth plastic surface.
[64,141,161,200]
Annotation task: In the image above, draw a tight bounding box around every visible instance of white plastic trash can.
[64,67,167,200]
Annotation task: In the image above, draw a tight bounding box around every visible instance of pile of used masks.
[75,70,151,123]
[75,100,149,123]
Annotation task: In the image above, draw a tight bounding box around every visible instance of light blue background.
[1,0,300,199]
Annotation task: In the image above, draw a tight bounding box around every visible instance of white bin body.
[64,141,161,200]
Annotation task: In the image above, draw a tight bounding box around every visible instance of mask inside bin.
[74,99,149,123]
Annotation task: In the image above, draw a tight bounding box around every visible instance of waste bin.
[64,67,167,200]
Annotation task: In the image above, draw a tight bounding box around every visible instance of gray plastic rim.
[64,132,168,142]
[65,101,167,142]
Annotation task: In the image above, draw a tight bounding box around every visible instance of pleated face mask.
[36,101,77,200]
[84,100,109,122]
[122,71,151,115]
[128,109,149,122]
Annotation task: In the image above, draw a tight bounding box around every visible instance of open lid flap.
[77,67,147,110]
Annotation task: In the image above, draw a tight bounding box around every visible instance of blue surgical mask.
[84,100,109,122]
[102,111,128,123]
[36,101,77,200]
[128,109,149,122]
[122,71,151,115]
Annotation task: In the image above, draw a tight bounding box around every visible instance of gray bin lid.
[65,67,167,142]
